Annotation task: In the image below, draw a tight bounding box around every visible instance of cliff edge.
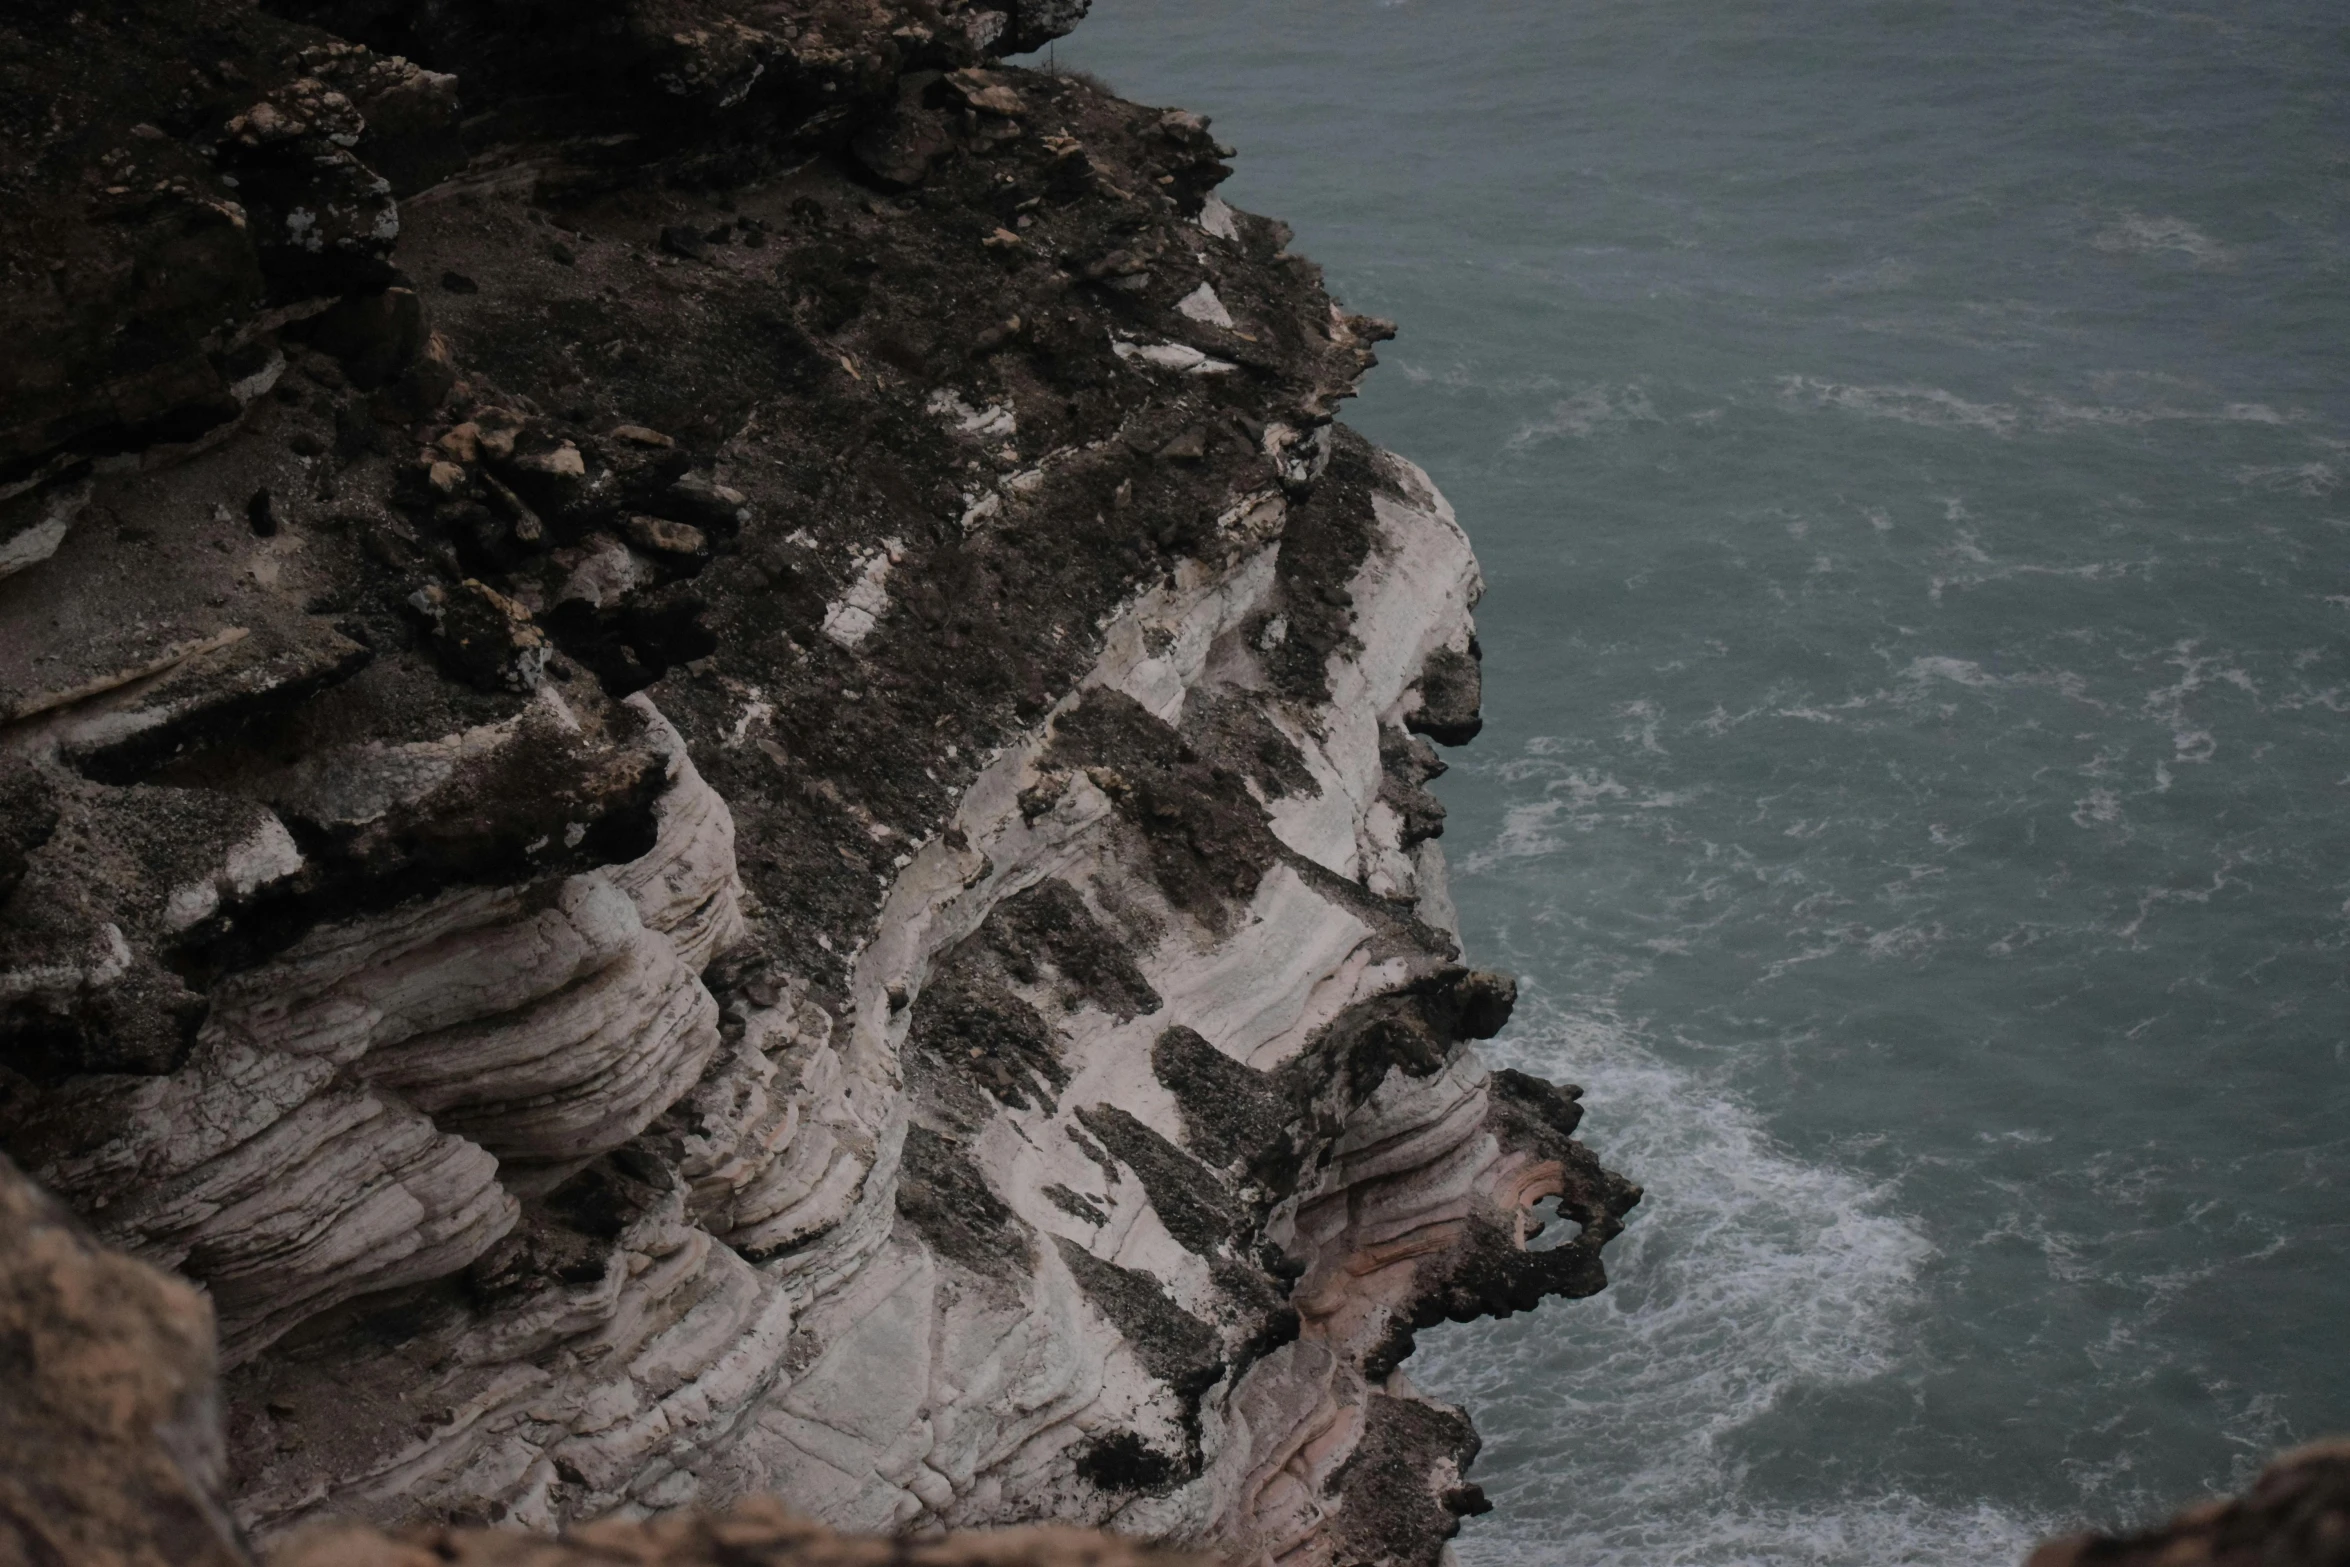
[0,2,1639,1563]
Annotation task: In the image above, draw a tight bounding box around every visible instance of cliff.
[0,2,1640,1562]
[6,1138,2346,1567]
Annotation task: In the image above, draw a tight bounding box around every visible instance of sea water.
[1034,3,2350,1562]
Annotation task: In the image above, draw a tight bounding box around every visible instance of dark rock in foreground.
[2029,1445,2350,1567]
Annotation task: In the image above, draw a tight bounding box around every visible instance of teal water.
[1040,2,2350,1562]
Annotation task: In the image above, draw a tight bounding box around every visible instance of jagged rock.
[851,100,957,191]
[1403,645,1483,747]
[0,482,91,582]
[412,580,549,692]
[1002,0,1095,56]
[341,57,465,196]
[0,2,1629,1562]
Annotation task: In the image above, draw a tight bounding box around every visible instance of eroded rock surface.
[268,1505,1214,1567]
[0,3,1639,1563]
[0,1152,247,1567]
[2028,1444,2350,1567]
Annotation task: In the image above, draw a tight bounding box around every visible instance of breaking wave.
[1414,998,2053,1567]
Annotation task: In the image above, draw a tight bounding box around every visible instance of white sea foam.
[2071,787,2123,829]
[2232,461,2339,496]
[1413,999,2050,1567]
[1509,383,1665,445]
[1780,374,2305,441]
[1926,557,2158,607]
[1777,376,2022,436]
[2137,641,2254,767]
[1463,773,1640,870]
[2092,213,2233,267]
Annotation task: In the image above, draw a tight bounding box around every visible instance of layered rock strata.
[0,3,1639,1564]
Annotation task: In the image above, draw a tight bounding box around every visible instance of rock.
[1405,643,1484,745]
[946,69,1030,118]
[972,316,1024,354]
[1083,248,1149,282]
[0,1153,248,1567]
[0,482,92,583]
[1198,193,1242,242]
[625,514,711,558]
[664,472,748,532]
[350,61,464,195]
[1113,340,1240,376]
[555,536,653,610]
[1002,0,1095,54]
[661,225,712,262]
[1175,282,1234,328]
[513,441,588,481]
[8,691,736,1365]
[467,408,523,461]
[409,579,548,691]
[1154,426,1208,463]
[374,330,457,421]
[850,98,957,191]
[217,88,402,297]
[303,288,428,392]
[1445,968,1518,1039]
[434,423,482,465]
[270,1502,1206,1567]
[0,8,499,492]
[2028,1442,2350,1567]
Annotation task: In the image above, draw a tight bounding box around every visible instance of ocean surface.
[1032,3,2350,1563]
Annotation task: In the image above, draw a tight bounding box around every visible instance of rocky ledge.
[0,2,1640,1563]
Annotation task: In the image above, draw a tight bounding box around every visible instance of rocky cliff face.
[0,3,1640,1562]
